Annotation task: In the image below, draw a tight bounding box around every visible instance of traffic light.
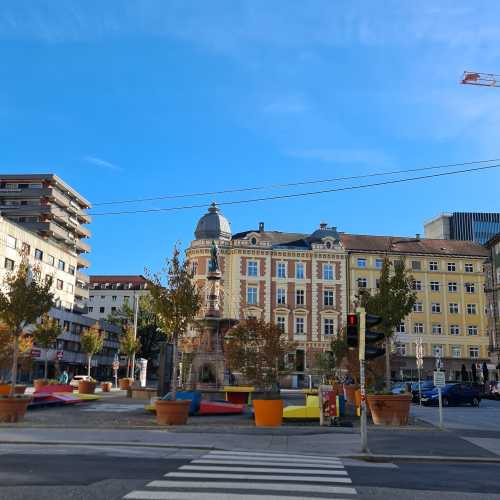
[346,313,359,348]
[365,314,385,360]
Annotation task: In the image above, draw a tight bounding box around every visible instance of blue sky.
[1,1,500,274]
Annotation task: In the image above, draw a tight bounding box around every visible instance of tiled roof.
[340,234,488,257]
[90,275,147,284]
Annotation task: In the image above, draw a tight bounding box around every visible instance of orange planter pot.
[367,394,412,426]
[253,399,284,427]
[101,382,112,392]
[78,380,96,394]
[0,384,26,396]
[0,397,32,423]
[155,400,190,425]
[119,378,134,390]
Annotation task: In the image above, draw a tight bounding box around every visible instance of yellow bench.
[283,395,320,419]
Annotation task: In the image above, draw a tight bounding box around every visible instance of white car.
[70,375,92,388]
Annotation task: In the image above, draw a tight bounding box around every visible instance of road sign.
[31,348,41,358]
[112,360,119,370]
[56,350,64,360]
[433,370,446,388]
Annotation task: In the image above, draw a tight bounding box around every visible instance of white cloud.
[83,155,121,172]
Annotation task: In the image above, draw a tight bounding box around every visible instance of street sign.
[433,370,446,388]
[56,350,64,360]
[112,360,119,370]
[31,348,41,358]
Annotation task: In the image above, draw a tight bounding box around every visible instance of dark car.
[411,381,434,402]
[421,383,481,407]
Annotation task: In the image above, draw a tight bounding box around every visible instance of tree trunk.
[385,337,391,391]
[87,355,92,377]
[44,351,49,379]
[10,334,20,397]
[126,357,130,378]
[170,335,178,400]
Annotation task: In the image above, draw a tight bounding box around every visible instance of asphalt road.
[2,445,500,500]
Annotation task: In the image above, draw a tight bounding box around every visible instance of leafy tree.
[146,246,202,399]
[120,325,141,378]
[0,258,53,396]
[80,323,104,377]
[33,314,62,379]
[359,257,416,389]
[312,333,348,383]
[225,319,296,393]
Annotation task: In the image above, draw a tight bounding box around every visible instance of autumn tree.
[80,323,104,378]
[0,258,53,396]
[146,246,202,399]
[120,325,141,378]
[312,332,349,383]
[33,314,62,379]
[359,257,416,389]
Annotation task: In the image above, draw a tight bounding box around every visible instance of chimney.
[259,222,265,232]
[416,233,421,240]
[320,222,328,230]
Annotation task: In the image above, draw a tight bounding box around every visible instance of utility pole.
[357,307,368,453]
[130,294,139,380]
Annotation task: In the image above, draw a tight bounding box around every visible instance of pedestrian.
[59,370,69,384]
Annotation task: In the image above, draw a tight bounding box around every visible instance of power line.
[91,158,500,206]
[89,162,500,216]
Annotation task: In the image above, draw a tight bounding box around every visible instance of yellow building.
[341,234,489,380]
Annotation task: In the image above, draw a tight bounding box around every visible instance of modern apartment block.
[187,203,348,378]
[86,275,149,321]
[0,174,92,312]
[342,234,490,380]
[425,212,500,244]
[485,234,500,366]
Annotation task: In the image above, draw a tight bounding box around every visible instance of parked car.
[411,381,435,402]
[391,382,411,394]
[70,375,92,388]
[421,383,481,407]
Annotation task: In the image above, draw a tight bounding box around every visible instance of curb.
[346,453,500,464]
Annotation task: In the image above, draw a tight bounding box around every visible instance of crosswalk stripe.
[205,454,342,465]
[146,480,357,495]
[208,450,338,460]
[166,472,353,483]
[180,464,347,475]
[124,492,353,500]
[193,459,344,469]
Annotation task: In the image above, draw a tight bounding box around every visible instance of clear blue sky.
[1,1,500,275]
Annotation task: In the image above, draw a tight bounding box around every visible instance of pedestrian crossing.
[124,449,357,499]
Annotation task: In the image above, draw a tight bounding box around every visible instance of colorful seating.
[283,395,320,419]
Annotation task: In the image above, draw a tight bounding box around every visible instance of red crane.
[461,71,500,87]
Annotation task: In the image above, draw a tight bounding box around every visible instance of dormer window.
[325,241,332,249]
[251,237,257,245]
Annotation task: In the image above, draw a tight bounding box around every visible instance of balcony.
[76,271,89,284]
[0,186,51,199]
[73,301,88,315]
[75,224,91,238]
[76,239,91,253]
[77,254,91,269]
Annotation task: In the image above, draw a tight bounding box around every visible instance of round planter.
[101,382,112,392]
[155,399,190,425]
[0,384,26,396]
[367,393,412,426]
[118,378,134,390]
[253,399,284,427]
[34,379,49,391]
[78,380,96,395]
[0,397,32,423]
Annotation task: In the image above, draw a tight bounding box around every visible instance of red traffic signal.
[346,313,359,348]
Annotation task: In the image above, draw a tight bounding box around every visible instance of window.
[88,306,94,313]
[295,317,305,334]
[250,237,257,245]
[191,261,198,275]
[4,258,14,270]
[395,322,406,333]
[429,261,439,271]
[58,259,65,271]
[430,281,440,292]
[295,289,305,306]
[467,304,477,315]
[432,344,443,357]
[447,262,456,272]
[324,318,334,336]
[465,263,474,273]
[276,316,286,332]
[112,296,117,301]
[99,306,105,314]
[6,235,16,249]
[467,325,478,336]
[277,262,286,278]
[247,287,258,305]
[465,282,475,293]
[323,264,333,280]
[431,302,441,313]
[247,261,258,277]
[357,277,368,289]
[411,260,421,271]
[34,248,43,260]
[375,259,383,269]
[323,289,334,306]
[448,282,457,292]
[89,295,94,301]
[432,324,442,335]
[469,346,479,359]
[452,345,461,358]
[21,242,30,255]
[295,262,304,279]
[56,279,63,290]
[277,288,286,305]
[111,306,117,313]
[100,295,105,300]
[396,343,407,356]
[413,302,423,313]
[449,303,459,314]
[357,258,366,268]
[450,325,460,335]
[414,323,424,334]
[47,255,55,266]
[412,280,422,291]
[68,265,75,276]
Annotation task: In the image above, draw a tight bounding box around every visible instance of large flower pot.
[0,397,32,423]
[78,380,96,394]
[367,393,412,426]
[119,378,134,390]
[34,379,49,391]
[101,382,112,392]
[155,400,190,425]
[253,399,284,427]
[0,384,26,396]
